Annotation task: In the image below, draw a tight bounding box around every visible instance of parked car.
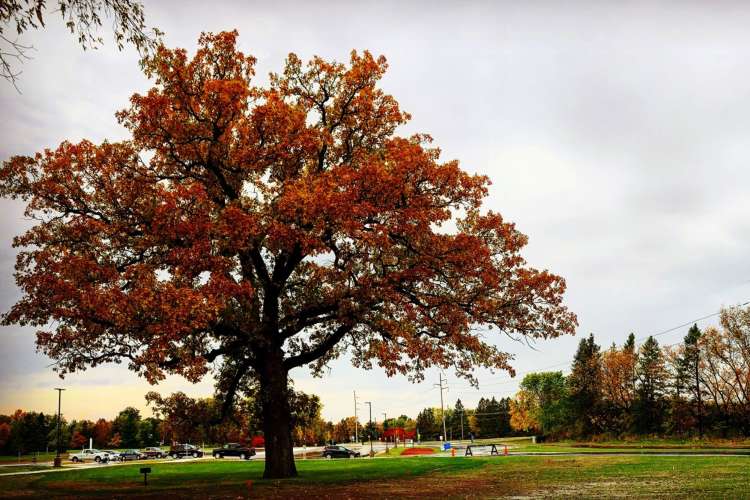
[141,447,167,459]
[169,443,204,459]
[103,450,121,461]
[212,443,256,460]
[119,449,144,461]
[321,445,360,459]
[69,449,111,463]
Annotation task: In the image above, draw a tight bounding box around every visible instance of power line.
[447,298,750,398]
[634,301,749,343]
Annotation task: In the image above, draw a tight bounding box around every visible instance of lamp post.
[53,388,65,467]
[382,412,388,453]
[364,401,373,457]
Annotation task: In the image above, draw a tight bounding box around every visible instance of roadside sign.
[140,467,152,486]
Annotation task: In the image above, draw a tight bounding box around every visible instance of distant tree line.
[0,387,334,455]
[0,406,160,455]
[509,305,750,438]
[414,397,515,441]
[7,305,745,453]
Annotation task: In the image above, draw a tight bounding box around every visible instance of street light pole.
[353,390,359,444]
[460,408,464,442]
[382,412,388,453]
[364,401,373,457]
[53,388,65,468]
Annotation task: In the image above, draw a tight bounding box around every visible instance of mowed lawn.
[2,455,750,498]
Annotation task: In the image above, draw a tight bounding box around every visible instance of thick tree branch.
[283,323,354,370]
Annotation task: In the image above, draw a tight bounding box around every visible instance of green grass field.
[435,436,750,454]
[2,453,750,498]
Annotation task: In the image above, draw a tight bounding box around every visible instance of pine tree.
[416,408,438,440]
[677,324,703,436]
[624,333,636,353]
[450,399,466,440]
[635,336,667,433]
[568,334,602,435]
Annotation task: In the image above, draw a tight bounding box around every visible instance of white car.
[69,449,110,463]
[103,450,122,461]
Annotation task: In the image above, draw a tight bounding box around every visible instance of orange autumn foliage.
[0,31,576,477]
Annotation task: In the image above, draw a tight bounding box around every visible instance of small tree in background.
[518,371,570,436]
[92,419,112,448]
[113,407,141,448]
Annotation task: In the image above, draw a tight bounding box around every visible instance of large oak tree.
[0,31,577,478]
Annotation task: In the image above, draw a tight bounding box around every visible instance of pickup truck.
[69,449,111,463]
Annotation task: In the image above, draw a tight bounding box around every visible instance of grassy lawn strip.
[1,455,749,498]
[0,457,484,497]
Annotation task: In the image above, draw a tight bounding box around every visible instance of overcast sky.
[1,0,749,423]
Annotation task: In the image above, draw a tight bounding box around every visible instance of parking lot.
[0,443,397,477]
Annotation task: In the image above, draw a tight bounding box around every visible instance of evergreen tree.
[635,336,667,433]
[568,334,602,435]
[476,397,503,437]
[624,333,636,353]
[475,398,488,437]
[415,408,438,440]
[449,399,466,440]
[676,324,703,436]
[498,398,512,436]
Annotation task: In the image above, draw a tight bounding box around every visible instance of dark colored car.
[141,447,167,459]
[170,443,204,459]
[119,449,143,461]
[212,443,256,460]
[321,445,360,459]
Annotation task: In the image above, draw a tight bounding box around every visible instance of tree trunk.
[259,349,297,479]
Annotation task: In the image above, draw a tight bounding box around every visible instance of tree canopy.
[0,31,576,477]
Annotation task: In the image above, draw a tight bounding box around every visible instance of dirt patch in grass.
[253,468,530,499]
[569,441,750,450]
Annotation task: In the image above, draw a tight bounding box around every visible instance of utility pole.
[382,412,388,453]
[434,374,447,442]
[365,401,373,457]
[695,346,703,438]
[460,408,464,442]
[53,388,65,468]
[353,391,359,444]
